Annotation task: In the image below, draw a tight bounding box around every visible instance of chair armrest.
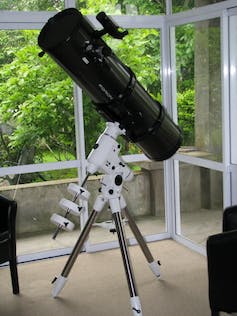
[223,205,237,231]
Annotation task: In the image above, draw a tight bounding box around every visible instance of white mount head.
[86,122,133,182]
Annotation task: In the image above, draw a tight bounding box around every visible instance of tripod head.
[87,122,133,182]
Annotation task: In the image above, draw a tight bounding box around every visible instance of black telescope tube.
[38,8,182,161]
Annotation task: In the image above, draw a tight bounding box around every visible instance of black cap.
[38,8,83,51]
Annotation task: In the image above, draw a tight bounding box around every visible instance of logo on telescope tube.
[98,83,113,100]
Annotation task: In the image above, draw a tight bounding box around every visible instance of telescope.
[38,9,182,315]
[38,8,182,161]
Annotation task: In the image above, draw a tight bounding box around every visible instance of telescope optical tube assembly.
[38,8,182,161]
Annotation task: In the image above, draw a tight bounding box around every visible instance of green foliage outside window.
[0,0,63,11]
[177,89,194,145]
[76,0,165,15]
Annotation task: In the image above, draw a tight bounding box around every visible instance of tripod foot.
[52,275,68,298]
[149,260,161,278]
[130,296,142,315]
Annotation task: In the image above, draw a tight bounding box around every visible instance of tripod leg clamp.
[93,195,107,212]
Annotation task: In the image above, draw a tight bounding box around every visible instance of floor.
[0,240,211,316]
[16,209,223,258]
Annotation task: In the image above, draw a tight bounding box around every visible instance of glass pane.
[0,30,76,172]
[0,0,64,10]
[76,0,165,15]
[0,171,82,256]
[0,168,78,186]
[172,0,224,13]
[83,28,161,156]
[178,162,223,246]
[175,19,222,162]
[172,0,194,13]
[89,162,166,245]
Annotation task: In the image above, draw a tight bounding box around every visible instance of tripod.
[51,122,161,316]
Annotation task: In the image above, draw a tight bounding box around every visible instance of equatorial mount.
[50,122,161,316]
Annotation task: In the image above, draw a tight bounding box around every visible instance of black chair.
[0,194,19,294]
[207,205,237,316]
[223,205,237,232]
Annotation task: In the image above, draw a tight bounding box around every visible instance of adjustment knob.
[115,175,123,186]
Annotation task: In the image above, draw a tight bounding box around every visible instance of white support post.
[64,0,76,8]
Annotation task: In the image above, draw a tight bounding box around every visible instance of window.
[177,162,223,245]
[76,0,166,15]
[0,30,76,180]
[173,17,224,248]
[175,19,222,162]
[0,29,79,256]
[172,0,224,13]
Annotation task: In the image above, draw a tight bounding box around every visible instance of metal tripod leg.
[124,207,161,277]
[52,209,98,297]
[113,211,142,316]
